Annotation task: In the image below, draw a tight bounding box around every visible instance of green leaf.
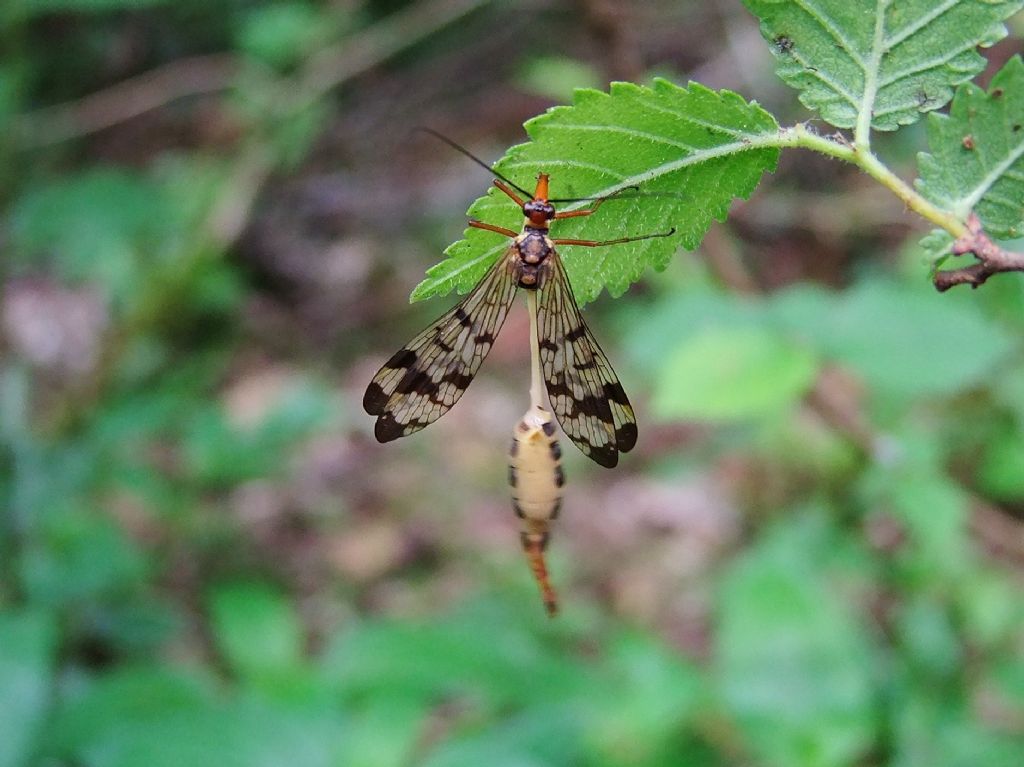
[715,513,876,767]
[12,0,169,16]
[917,228,955,267]
[917,55,1024,238]
[634,278,1014,414]
[860,438,971,584]
[208,582,305,682]
[581,632,703,765]
[336,699,430,767]
[182,379,332,487]
[891,684,1024,767]
[411,79,780,305]
[652,326,819,421]
[322,609,576,706]
[0,610,57,767]
[8,162,227,308]
[743,0,1022,131]
[9,169,166,289]
[516,55,603,102]
[776,279,1015,400]
[897,598,962,677]
[236,3,327,70]
[978,422,1024,500]
[49,666,214,755]
[21,507,149,608]
[49,666,343,767]
[423,708,583,767]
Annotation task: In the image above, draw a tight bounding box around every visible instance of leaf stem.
[775,124,968,238]
[853,145,968,238]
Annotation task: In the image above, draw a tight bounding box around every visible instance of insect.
[363,146,674,467]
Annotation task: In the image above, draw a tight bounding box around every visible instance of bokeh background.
[2,1,1024,765]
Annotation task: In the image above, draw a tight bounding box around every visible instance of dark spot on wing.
[385,348,417,370]
[604,381,630,406]
[396,370,432,396]
[566,325,587,342]
[374,414,406,442]
[587,443,618,468]
[363,382,390,415]
[442,371,473,391]
[616,423,638,452]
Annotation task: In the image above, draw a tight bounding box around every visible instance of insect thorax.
[514,227,553,288]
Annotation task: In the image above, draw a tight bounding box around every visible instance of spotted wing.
[535,251,637,468]
[363,249,518,442]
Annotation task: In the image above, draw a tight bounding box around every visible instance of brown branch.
[13,54,245,147]
[933,213,1024,291]
[299,0,492,105]
[13,0,493,148]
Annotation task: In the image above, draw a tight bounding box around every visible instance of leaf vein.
[793,0,869,71]
[872,97,929,119]
[789,57,862,107]
[855,0,889,143]
[877,43,982,88]
[636,98,747,138]
[882,0,961,51]
[543,123,704,153]
[556,133,781,212]
[980,190,1022,211]
[502,158,627,181]
[956,142,1024,215]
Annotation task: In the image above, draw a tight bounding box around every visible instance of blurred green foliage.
[1,2,1024,767]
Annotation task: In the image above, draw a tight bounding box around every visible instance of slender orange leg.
[553,185,639,219]
[469,220,519,237]
[493,179,526,206]
[469,179,527,238]
[553,227,676,247]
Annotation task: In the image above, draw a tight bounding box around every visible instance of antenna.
[415,128,691,207]
[415,127,534,200]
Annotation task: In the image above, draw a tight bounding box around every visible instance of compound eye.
[526,201,553,217]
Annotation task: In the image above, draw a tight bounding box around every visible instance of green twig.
[754,122,1024,292]
[771,124,968,238]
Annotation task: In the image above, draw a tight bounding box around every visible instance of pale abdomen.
[508,405,563,615]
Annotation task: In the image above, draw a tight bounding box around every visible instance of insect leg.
[552,185,640,219]
[493,179,526,206]
[552,226,675,247]
[468,220,519,237]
